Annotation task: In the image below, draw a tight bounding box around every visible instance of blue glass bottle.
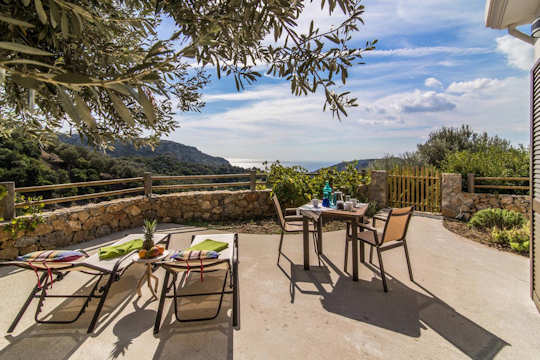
[322,181,332,207]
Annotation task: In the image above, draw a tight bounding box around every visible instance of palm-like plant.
[143,219,157,251]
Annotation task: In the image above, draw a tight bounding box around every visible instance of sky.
[161,0,535,163]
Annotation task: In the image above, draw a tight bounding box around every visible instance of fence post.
[249,170,257,191]
[144,172,152,198]
[0,182,15,220]
[467,173,475,193]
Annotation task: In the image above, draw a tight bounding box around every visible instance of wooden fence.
[388,167,441,212]
[0,171,266,220]
[466,174,529,193]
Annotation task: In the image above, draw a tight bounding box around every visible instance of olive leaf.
[0,14,35,28]
[34,0,48,24]
[109,91,134,126]
[57,86,81,124]
[74,94,96,129]
[0,41,53,56]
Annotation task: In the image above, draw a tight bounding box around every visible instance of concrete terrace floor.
[0,216,539,360]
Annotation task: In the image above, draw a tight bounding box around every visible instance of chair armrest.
[284,208,298,215]
[372,213,388,226]
[284,215,303,221]
[358,222,378,233]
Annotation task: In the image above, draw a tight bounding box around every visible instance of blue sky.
[162,0,534,163]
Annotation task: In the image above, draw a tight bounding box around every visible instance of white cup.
[312,198,319,208]
[344,201,353,211]
[351,198,358,207]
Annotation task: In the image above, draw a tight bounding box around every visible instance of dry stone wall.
[441,173,530,220]
[0,190,273,259]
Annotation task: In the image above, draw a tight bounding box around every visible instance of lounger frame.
[153,233,238,334]
[1,234,171,333]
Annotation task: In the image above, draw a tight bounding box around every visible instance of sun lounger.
[0,233,171,333]
[153,233,238,334]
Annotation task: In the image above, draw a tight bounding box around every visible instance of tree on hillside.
[416,125,510,167]
[0,0,375,147]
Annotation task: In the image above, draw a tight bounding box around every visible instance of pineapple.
[143,219,157,251]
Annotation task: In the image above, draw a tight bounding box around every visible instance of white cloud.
[446,78,501,93]
[425,77,443,89]
[495,35,534,71]
[204,86,287,102]
[367,46,491,57]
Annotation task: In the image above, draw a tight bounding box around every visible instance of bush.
[441,145,529,194]
[266,162,370,209]
[491,222,529,253]
[468,208,525,230]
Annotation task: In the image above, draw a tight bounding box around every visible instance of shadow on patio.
[278,253,509,360]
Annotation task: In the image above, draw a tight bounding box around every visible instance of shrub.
[266,161,370,209]
[491,222,529,253]
[468,208,525,230]
[441,145,529,194]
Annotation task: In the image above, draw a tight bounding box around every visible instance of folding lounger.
[153,233,238,334]
[0,233,171,334]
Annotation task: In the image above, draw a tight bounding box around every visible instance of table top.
[298,203,368,219]
[132,250,170,264]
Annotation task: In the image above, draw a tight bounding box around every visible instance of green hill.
[0,132,246,191]
[59,134,230,167]
[322,159,377,171]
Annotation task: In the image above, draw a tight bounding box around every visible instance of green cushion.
[98,239,143,260]
[188,239,228,253]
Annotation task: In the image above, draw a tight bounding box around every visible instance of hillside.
[324,159,377,171]
[0,132,246,190]
[59,134,230,167]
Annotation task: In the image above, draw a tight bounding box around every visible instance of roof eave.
[485,0,508,29]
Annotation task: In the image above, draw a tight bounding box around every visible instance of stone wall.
[368,170,387,208]
[0,190,273,259]
[440,173,530,220]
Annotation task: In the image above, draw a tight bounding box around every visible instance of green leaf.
[74,94,96,129]
[11,74,41,89]
[49,0,59,28]
[137,86,156,124]
[2,58,62,71]
[35,0,48,24]
[0,14,35,28]
[61,9,69,38]
[21,0,31,6]
[57,87,81,124]
[0,41,53,56]
[109,91,134,126]
[53,72,93,84]
[105,83,132,97]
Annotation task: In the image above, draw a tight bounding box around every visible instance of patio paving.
[0,216,539,359]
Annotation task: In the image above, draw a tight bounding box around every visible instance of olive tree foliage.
[0,0,375,148]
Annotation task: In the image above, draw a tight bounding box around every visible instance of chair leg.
[376,247,388,292]
[403,239,414,281]
[277,230,284,263]
[369,245,374,264]
[87,273,114,333]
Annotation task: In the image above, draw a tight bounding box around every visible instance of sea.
[227,158,337,172]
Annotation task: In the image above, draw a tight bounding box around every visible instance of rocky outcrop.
[0,190,273,259]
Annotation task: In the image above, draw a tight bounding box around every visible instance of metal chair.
[272,194,319,263]
[353,206,415,292]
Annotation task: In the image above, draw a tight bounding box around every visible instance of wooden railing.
[466,174,530,193]
[0,170,266,220]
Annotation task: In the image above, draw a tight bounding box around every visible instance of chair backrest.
[381,206,414,243]
[272,194,286,230]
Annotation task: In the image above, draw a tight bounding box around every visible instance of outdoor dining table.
[297,203,368,281]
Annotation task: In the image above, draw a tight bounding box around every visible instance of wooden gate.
[388,167,441,212]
